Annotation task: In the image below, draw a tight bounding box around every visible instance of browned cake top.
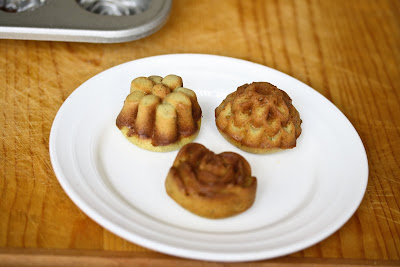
[169,143,256,197]
[116,75,202,146]
[215,82,302,151]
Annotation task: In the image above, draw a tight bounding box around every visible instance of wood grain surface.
[0,0,399,265]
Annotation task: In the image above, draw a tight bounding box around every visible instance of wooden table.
[1,0,399,266]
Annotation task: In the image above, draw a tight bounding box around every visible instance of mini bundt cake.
[116,75,202,152]
[215,82,302,154]
[165,143,257,219]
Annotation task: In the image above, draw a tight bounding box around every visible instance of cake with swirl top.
[215,82,302,154]
[116,75,202,152]
[165,143,257,218]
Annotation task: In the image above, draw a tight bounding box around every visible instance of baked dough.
[116,75,202,152]
[165,143,257,219]
[215,82,302,153]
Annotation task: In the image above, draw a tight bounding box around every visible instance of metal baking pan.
[0,0,172,43]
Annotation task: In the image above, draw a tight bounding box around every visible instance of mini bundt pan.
[116,75,202,152]
[165,143,257,219]
[215,82,302,154]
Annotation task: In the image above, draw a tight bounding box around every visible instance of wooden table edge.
[0,248,399,266]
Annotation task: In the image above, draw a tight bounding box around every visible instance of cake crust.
[118,121,201,152]
[215,82,302,154]
[165,143,257,219]
[116,75,202,152]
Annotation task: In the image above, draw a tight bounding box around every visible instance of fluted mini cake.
[116,75,202,152]
[215,82,302,154]
[165,143,257,219]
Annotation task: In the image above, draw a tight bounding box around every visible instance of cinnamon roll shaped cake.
[165,143,257,219]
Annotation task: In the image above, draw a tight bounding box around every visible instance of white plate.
[49,54,368,262]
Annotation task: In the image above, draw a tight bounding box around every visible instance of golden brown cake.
[165,143,257,219]
[215,82,302,154]
[116,75,202,152]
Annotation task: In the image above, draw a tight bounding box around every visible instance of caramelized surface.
[165,143,257,218]
[215,82,302,153]
[116,75,202,150]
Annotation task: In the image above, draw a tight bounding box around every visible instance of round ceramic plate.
[49,54,368,262]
